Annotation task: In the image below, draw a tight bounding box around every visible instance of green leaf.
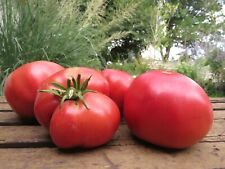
[51,82,66,91]
[80,97,89,110]
[60,95,68,106]
[83,89,96,94]
[39,89,61,97]
[67,79,71,88]
[81,75,92,91]
[72,77,77,89]
[76,74,81,90]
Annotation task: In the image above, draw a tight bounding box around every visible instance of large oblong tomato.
[124,70,213,149]
[34,67,110,128]
[50,92,120,149]
[102,69,133,112]
[3,61,64,118]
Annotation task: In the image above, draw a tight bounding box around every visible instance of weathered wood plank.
[0,112,39,126]
[1,102,219,111]
[213,103,225,110]
[0,111,224,127]
[0,96,224,148]
[0,143,224,169]
[204,119,225,139]
[0,116,224,149]
[210,97,225,103]
[0,110,224,124]
[0,126,51,148]
[0,103,13,111]
[0,112,22,125]
[1,96,224,102]
[214,110,225,120]
[0,112,125,126]
[0,109,224,126]
[0,97,6,103]
[0,98,224,169]
[0,125,134,148]
[0,102,224,113]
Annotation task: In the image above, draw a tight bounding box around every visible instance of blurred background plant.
[204,49,225,96]
[0,0,225,96]
[0,0,138,95]
[106,58,150,77]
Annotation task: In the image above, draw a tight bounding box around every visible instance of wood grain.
[0,102,13,111]
[0,101,224,112]
[210,98,225,103]
[0,143,224,169]
[0,97,6,103]
[0,96,225,169]
[0,110,224,125]
[0,117,224,148]
[0,96,220,102]
[0,112,38,126]
[0,125,133,148]
[1,96,225,103]
[213,102,225,110]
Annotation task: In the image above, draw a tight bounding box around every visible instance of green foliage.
[161,0,223,61]
[107,0,224,62]
[204,49,225,96]
[0,0,138,95]
[175,57,225,97]
[205,49,225,78]
[0,0,224,98]
[176,62,198,80]
[99,0,155,61]
[147,1,179,61]
[108,55,225,97]
[107,59,150,76]
[203,79,225,97]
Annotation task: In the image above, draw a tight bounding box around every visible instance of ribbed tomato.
[50,92,120,149]
[34,67,110,128]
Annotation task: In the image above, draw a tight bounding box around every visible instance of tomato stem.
[39,74,95,109]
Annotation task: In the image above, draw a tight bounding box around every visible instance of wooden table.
[0,96,225,169]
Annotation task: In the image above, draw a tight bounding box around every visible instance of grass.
[0,0,138,95]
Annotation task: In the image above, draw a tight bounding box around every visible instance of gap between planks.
[0,96,225,149]
[0,119,224,149]
[0,102,225,111]
[0,110,224,126]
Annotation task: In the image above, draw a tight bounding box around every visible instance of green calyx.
[40,74,94,109]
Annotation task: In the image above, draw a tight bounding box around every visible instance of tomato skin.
[124,70,213,149]
[34,67,110,128]
[50,92,120,148]
[102,69,133,112]
[3,61,64,118]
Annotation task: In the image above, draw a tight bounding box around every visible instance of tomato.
[124,70,213,149]
[50,92,120,149]
[3,61,64,118]
[102,69,133,112]
[34,67,110,128]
